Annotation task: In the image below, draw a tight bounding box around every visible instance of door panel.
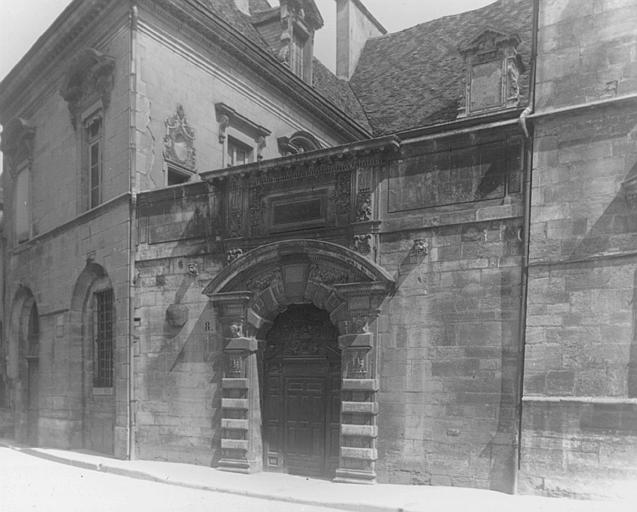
[262,304,341,478]
[285,377,326,476]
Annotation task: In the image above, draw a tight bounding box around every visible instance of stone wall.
[132,126,528,491]
[520,0,637,498]
[134,183,223,463]
[374,132,525,491]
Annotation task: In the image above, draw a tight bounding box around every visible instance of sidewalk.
[0,438,631,512]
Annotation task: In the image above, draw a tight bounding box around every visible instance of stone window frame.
[13,162,33,245]
[81,103,105,210]
[215,103,270,168]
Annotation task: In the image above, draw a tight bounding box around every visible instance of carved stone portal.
[204,239,394,483]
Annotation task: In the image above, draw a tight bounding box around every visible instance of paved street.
[0,447,341,512]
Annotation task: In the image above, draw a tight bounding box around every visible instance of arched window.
[277,131,322,156]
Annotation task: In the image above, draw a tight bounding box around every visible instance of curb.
[0,440,406,512]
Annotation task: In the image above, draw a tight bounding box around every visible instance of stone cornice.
[200,135,400,181]
[0,0,114,116]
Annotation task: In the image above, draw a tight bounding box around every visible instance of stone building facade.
[0,0,636,499]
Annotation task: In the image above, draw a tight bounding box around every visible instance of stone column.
[212,292,263,474]
[333,283,387,484]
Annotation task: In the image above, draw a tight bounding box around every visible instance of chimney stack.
[335,0,386,80]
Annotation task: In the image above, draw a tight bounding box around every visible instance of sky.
[0,0,494,81]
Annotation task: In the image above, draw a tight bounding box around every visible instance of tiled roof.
[312,59,372,132]
[349,0,533,135]
[203,1,371,133]
[202,0,272,50]
[249,0,271,12]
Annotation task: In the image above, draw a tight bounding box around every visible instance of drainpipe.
[127,1,139,461]
[513,0,540,494]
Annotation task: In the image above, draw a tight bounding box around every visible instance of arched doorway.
[205,240,395,483]
[70,263,116,455]
[262,304,340,477]
[10,288,40,445]
[24,302,40,446]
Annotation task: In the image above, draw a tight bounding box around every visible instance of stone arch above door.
[204,239,395,483]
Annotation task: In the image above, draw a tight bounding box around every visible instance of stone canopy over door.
[204,239,395,483]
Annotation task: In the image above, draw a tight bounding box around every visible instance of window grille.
[94,289,114,387]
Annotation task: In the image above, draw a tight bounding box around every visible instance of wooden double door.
[262,305,341,477]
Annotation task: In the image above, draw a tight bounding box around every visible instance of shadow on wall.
[389,218,523,492]
[139,196,224,466]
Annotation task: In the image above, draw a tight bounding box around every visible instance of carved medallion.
[163,105,196,170]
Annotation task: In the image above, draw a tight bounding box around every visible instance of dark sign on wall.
[388,139,522,212]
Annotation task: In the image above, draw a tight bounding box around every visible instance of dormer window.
[252,0,323,84]
[291,29,308,78]
[458,30,525,118]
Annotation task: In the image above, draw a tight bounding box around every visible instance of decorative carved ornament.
[226,248,244,264]
[413,239,429,256]
[355,190,373,222]
[227,174,244,237]
[163,105,196,170]
[266,306,337,358]
[246,269,283,292]
[332,171,352,215]
[0,117,35,178]
[59,48,115,129]
[352,234,373,256]
[308,264,351,285]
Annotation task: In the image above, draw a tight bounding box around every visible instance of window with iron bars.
[94,289,114,387]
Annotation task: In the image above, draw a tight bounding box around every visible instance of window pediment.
[1,117,35,178]
[60,48,115,130]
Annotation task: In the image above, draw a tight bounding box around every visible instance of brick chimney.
[335,0,386,80]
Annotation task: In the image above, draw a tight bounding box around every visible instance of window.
[167,165,191,186]
[291,30,307,78]
[14,165,31,243]
[94,289,114,388]
[227,137,253,167]
[85,114,103,209]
